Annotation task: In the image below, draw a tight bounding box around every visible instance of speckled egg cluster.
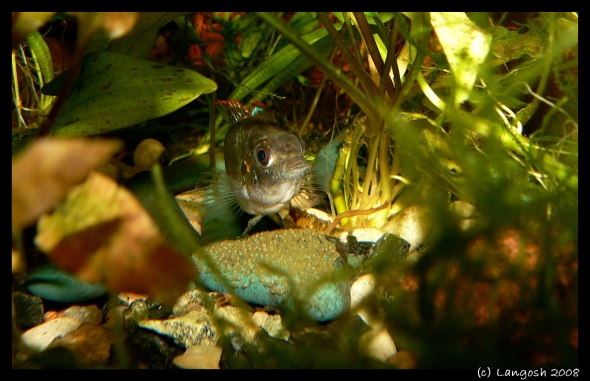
[192,228,350,321]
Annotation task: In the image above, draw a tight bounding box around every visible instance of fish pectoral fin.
[241,214,264,238]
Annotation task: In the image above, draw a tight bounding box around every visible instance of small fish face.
[224,117,310,216]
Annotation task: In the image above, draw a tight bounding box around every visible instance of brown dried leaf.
[47,219,123,272]
[12,137,122,230]
[35,171,196,305]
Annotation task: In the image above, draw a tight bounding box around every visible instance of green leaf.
[51,51,217,137]
[26,31,54,84]
[489,24,544,62]
[230,23,343,102]
[239,30,264,59]
[288,12,320,37]
[331,12,394,24]
[430,12,491,107]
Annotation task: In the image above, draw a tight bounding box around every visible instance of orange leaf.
[12,137,122,230]
[47,218,123,273]
[36,171,196,305]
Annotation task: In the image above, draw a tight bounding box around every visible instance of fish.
[204,100,317,237]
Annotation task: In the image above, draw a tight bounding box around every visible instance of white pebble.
[359,326,397,362]
[350,273,376,310]
[20,317,82,351]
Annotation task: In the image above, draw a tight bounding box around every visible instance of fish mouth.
[282,156,310,179]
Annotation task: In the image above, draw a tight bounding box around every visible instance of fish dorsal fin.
[216,100,268,124]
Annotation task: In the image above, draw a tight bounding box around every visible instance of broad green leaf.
[51,51,217,137]
[430,12,491,107]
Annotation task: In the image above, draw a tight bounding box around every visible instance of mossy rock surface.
[193,228,350,322]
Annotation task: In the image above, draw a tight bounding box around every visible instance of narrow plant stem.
[17,46,39,108]
[372,15,391,48]
[315,12,380,108]
[344,124,365,211]
[342,13,365,72]
[298,31,342,136]
[352,12,384,77]
[388,20,402,90]
[150,164,204,256]
[358,131,381,209]
[391,136,401,179]
[416,69,446,112]
[379,20,400,96]
[379,129,392,203]
[351,152,360,209]
[366,129,393,228]
[297,69,327,136]
[517,13,555,127]
[208,88,217,182]
[330,131,352,223]
[12,50,25,129]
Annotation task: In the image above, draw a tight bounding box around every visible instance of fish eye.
[255,145,272,167]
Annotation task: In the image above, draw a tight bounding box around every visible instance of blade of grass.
[388,19,403,90]
[255,11,381,122]
[315,12,380,110]
[352,12,395,98]
[230,24,339,102]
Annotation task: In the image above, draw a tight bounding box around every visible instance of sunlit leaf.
[51,51,217,137]
[35,171,196,305]
[431,12,491,107]
[12,137,122,230]
[489,24,544,62]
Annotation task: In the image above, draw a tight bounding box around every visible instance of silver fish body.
[221,116,310,216]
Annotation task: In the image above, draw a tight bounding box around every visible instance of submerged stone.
[192,229,350,322]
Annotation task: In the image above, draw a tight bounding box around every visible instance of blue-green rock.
[193,229,350,322]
